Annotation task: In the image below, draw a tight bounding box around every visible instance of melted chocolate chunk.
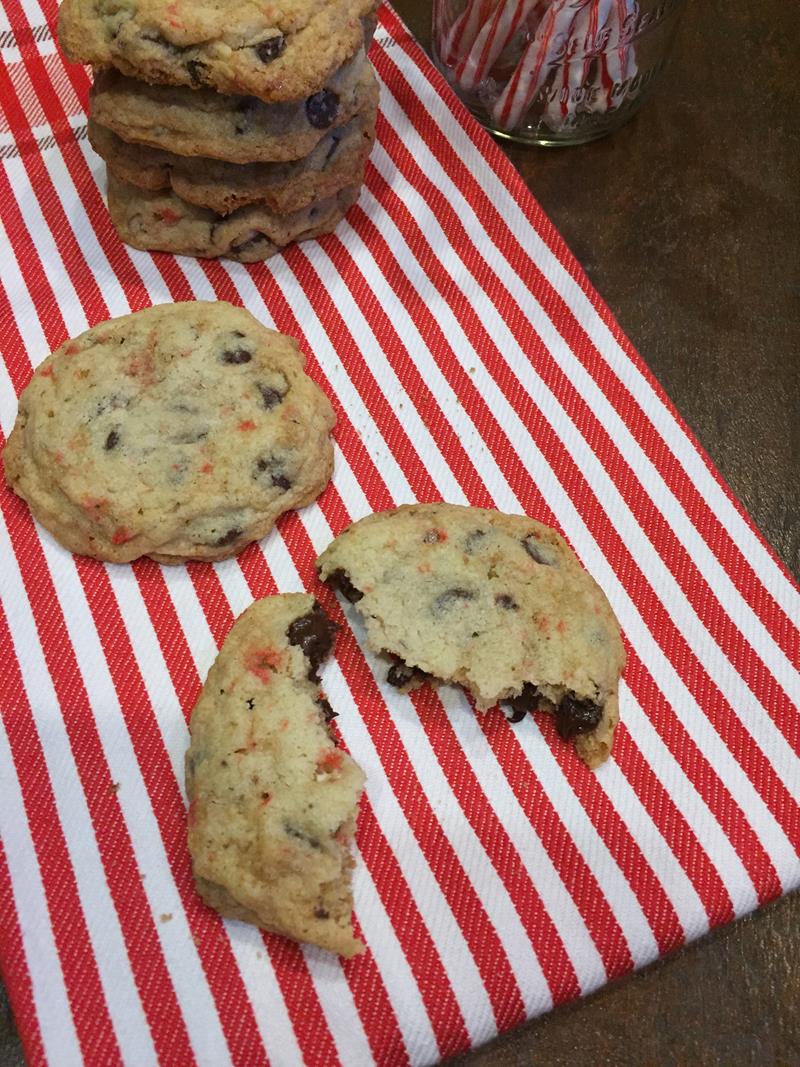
[104,429,120,451]
[555,695,603,740]
[326,568,363,603]
[214,527,241,547]
[495,593,518,610]
[522,535,553,565]
[284,822,321,850]
[306,89,339,129]
[221,347,252,364]
[432,587,475,613]
[386,657,430,690]
[318,698,337,723]
[272,473,291,490]
[186,59,207,85]
[314,906,330,919]
[286,601,338,681]
[505,706,528,724]
[257,381,287,409]
[255,35,285,63]
[505,682,541,722]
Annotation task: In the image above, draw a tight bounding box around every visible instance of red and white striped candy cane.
[542,0,598,129]
[605,0,638,90]
[437,0,499,68]
[491,0,589,131]
[453,0,545,92]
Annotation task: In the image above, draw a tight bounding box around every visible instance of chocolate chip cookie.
[90,50,376,164]
[89,96,376,215]
[317,504,626,767]
[59,0,378,103]
[107,174,359,261]
[3,302,336,564]
[186,593,365,957]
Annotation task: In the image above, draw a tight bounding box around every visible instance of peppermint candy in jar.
[432,0,686,146]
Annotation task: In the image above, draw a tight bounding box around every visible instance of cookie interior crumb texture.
[2,301,335,563]
[317,503,626,768]
[185,593,365,958]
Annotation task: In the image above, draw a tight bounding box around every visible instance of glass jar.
[432,0,686,146]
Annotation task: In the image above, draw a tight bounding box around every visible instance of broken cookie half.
[317,503,626,768]
[185,593,365,957]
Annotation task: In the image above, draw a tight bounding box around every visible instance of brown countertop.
[392,1,800,1065]
[2,2,797,1064]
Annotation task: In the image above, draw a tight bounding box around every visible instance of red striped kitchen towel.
[1,2,798,1065]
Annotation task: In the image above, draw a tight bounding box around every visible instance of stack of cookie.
[57,0,379,262]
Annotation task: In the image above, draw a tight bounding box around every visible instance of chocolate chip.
[229,231,267,256]
[186,59,207,85]
[286,601,338,681]
[306,90,339,129]
[254,455,292,490]
[522,535,553,565]
[432,587,475,613]
[386,657,429,689]
[324,132,342,163]
[170,427,208,444]
[94,393,130,417]
[284,822,321,850]
[463,529,487,553]
[314,906,330,919]
[495,594,518,610]
[555,695,603,740]
[221,347,252,364]
[327,568,363,603]
[246,697,255,710]
[104,429,119,450]
[257,381,287,409]
[505,682,541,722]
[214,527,241,547]
[254,35,285,63]
[234,100,256,135]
